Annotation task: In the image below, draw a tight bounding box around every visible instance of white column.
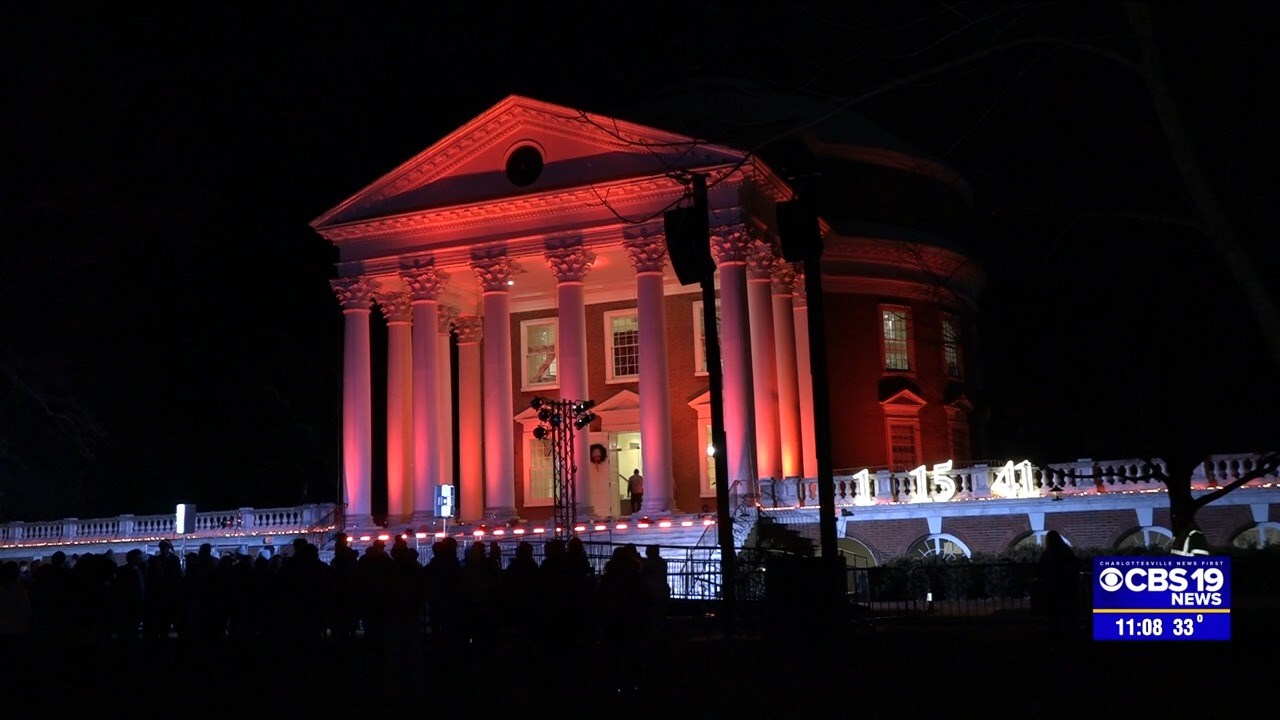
[710,226,757,501]
[403,267,449,526]
[330,276,379,529]
[772,263,802,479]
[623,233,675,513]
[377,292,414,526]
[545,245,597,517]
[437,305,458,520]
[746,238,782,484]
[793,272,818,480]
[455,315,484,522]
[472,255,522,520]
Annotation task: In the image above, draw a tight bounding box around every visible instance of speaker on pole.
[776,199,821,262]
[665,174,714,286]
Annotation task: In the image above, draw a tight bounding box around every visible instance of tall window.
[887,420,920,470]
[521,318,558,390]
[693,299,722,376]
[526,437,554,506]
[605,310,639,382]
[942,313,963,379]
[881,306,912,372]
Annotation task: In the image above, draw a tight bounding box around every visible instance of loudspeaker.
[777,199,821,262]
[665,205,713,286]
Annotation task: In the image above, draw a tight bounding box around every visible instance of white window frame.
[692,299,721,377]
[604,308,639,384]
[520,317,559,391]
[885,419,922,471]
[880,305,914,374]
[523,434,555,507]
[941,312,964,379]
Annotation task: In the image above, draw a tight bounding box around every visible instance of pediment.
[879,388,927,416]
[311,95,746,229]
[593,389,641,414]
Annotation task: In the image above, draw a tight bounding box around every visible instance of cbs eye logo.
[1099,567,1125,592]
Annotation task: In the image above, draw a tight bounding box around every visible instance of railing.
[770,451,1279,509]
[0,503,339,548]
[3,452,1275,551]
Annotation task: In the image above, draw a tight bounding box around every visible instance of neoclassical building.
[312,93,984,529]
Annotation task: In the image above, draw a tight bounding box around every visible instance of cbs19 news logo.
[1096,563,1226,606]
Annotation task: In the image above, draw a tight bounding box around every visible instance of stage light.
[658,520,672,528]
[594,523,607,531]
[615,522,628,530]
[533,426,547,440]
[681,520,693,527]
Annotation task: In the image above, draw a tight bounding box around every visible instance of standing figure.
[627,469,644,515]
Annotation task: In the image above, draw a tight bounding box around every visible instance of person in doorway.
[627,469,644,514]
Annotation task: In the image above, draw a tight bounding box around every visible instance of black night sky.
[3,2,1277,520]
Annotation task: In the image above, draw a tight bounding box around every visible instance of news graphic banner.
[1092,556,1231,641]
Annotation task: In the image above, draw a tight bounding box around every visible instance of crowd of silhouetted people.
[0,532,674,705]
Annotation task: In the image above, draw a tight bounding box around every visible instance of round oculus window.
[505,145,544,187]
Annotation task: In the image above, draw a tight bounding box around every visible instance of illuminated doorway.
[612,431,642,516]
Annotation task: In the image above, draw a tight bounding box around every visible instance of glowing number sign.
[992,460,1035,498]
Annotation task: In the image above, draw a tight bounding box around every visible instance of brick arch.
[941,513,1030,556]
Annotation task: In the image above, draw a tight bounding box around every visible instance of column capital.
[747,239,780,280]
[710,225,751,265]
[401,267,449,301]
[455,314,483,343]
[376,292,413,323]
[545,246,597,282]
[772,263,798,295]
[330,276,379,310]
[792,271,808,309]
[438,304,459,334]
[622,233,668,273]
[471,255,522,292]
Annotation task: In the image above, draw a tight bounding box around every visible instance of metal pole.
[803,250,842,605]
[703,275,735,638]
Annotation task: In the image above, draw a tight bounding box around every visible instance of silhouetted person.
[144,541,183,642]
[184,542,219,644]
[457,540,499,647]
[641,544,670,622]
[32,550,73,647]
[595,545,652,694]
[383,533,427,692]
[1035,531,1081,640]
[356,540,394,652]
[502,541,539,642]
[424,537,461,649]
[112,549,147,643]
[329,533,360,645]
